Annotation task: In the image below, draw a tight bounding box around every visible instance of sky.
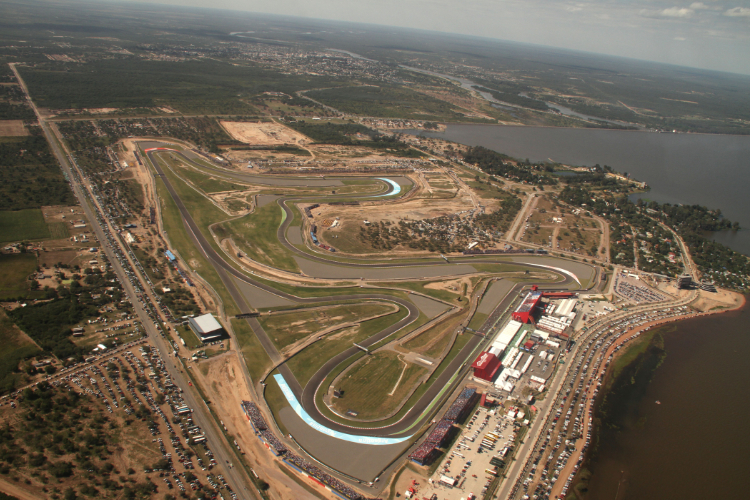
[122,0,750,75]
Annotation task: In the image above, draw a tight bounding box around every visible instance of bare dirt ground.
[424,276,476,296]
[0,120,27,136]
[690,288,744,312]
[192,352,334,500]
[220,121,310,146]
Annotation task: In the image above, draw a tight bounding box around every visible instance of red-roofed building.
[512,290,543,323]
[471,351,502,382]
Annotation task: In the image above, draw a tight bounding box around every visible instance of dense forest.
[20,58,346,114]
[463,146,557,186]
[288,121,424,157]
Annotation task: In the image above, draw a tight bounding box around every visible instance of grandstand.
[240,401,364,500]
[512,290,543,323]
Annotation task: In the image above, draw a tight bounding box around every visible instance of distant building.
[188,314,225,342]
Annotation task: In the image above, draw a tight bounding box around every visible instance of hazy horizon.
[113,0,750,76]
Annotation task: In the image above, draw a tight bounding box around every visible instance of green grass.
[47,221,70,239]
[314,317,475,429]
[175,162,248,193]
[259,302,395,351]
[0,308,42,394]
[0,209,51,242]
[0,253,38,299]
[231,318,272,383]
[216,201,300,273]
[263,372,291,437]
[468,312,488,331]
[153,167,239,316]
[332,351,427,420]
[176,325,202,349]
[285,306,408,387]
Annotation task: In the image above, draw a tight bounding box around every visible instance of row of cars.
[514,305,694,500]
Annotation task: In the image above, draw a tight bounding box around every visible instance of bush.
[49,461,73,478]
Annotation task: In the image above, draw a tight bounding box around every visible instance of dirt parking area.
[220,121,310,146]
[192,353,326,500]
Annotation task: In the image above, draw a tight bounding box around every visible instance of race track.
[142,143,596,480]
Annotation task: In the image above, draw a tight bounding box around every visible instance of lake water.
[583,302,750,499]
[406,125,750,255]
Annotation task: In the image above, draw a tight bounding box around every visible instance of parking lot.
[401,405,527,500]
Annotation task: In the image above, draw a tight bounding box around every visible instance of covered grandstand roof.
[188,314,224,340]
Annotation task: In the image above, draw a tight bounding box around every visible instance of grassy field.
[264,372,291,437]
[0,209,51,242]
[217,201,300,273]
[174,162,248,193]
[176,324,202,349]
[0,308,42,394]
[285,306,408,387]
[231,318,272,383]
[0,253,38,299]
[151,154,241,316]
[467,312,488,331]
[315,317,475,429]
[47,221,70,239]
[331,351,427,420]
[259,302,396,351]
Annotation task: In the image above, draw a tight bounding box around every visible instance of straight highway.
[10,63,260,500]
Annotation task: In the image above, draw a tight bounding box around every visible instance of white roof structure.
[493,320,522,349]
[188,314,224,340]
[555,299,577,317]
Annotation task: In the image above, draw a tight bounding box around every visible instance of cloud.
[674,36,687,40]
[689,2,710,10]
[565,5,584,13]
[725,7,750,17]
[639,6,698,19]
[660,7,695,18]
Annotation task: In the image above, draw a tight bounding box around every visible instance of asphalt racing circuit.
[141,142,598,484]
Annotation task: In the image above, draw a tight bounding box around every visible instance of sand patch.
[220,121,310,146]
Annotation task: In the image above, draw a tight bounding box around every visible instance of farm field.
[0,253,37,299]
[0,308,42,394]
[0,209,51,243]
[0,120,27,136]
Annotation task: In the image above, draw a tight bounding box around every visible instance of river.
[582,301,750,499]
[405,124,750,255]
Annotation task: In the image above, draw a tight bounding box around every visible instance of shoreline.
[423,121,750,138]
[552,292,746,499]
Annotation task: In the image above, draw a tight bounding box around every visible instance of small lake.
[406,124,750,255]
